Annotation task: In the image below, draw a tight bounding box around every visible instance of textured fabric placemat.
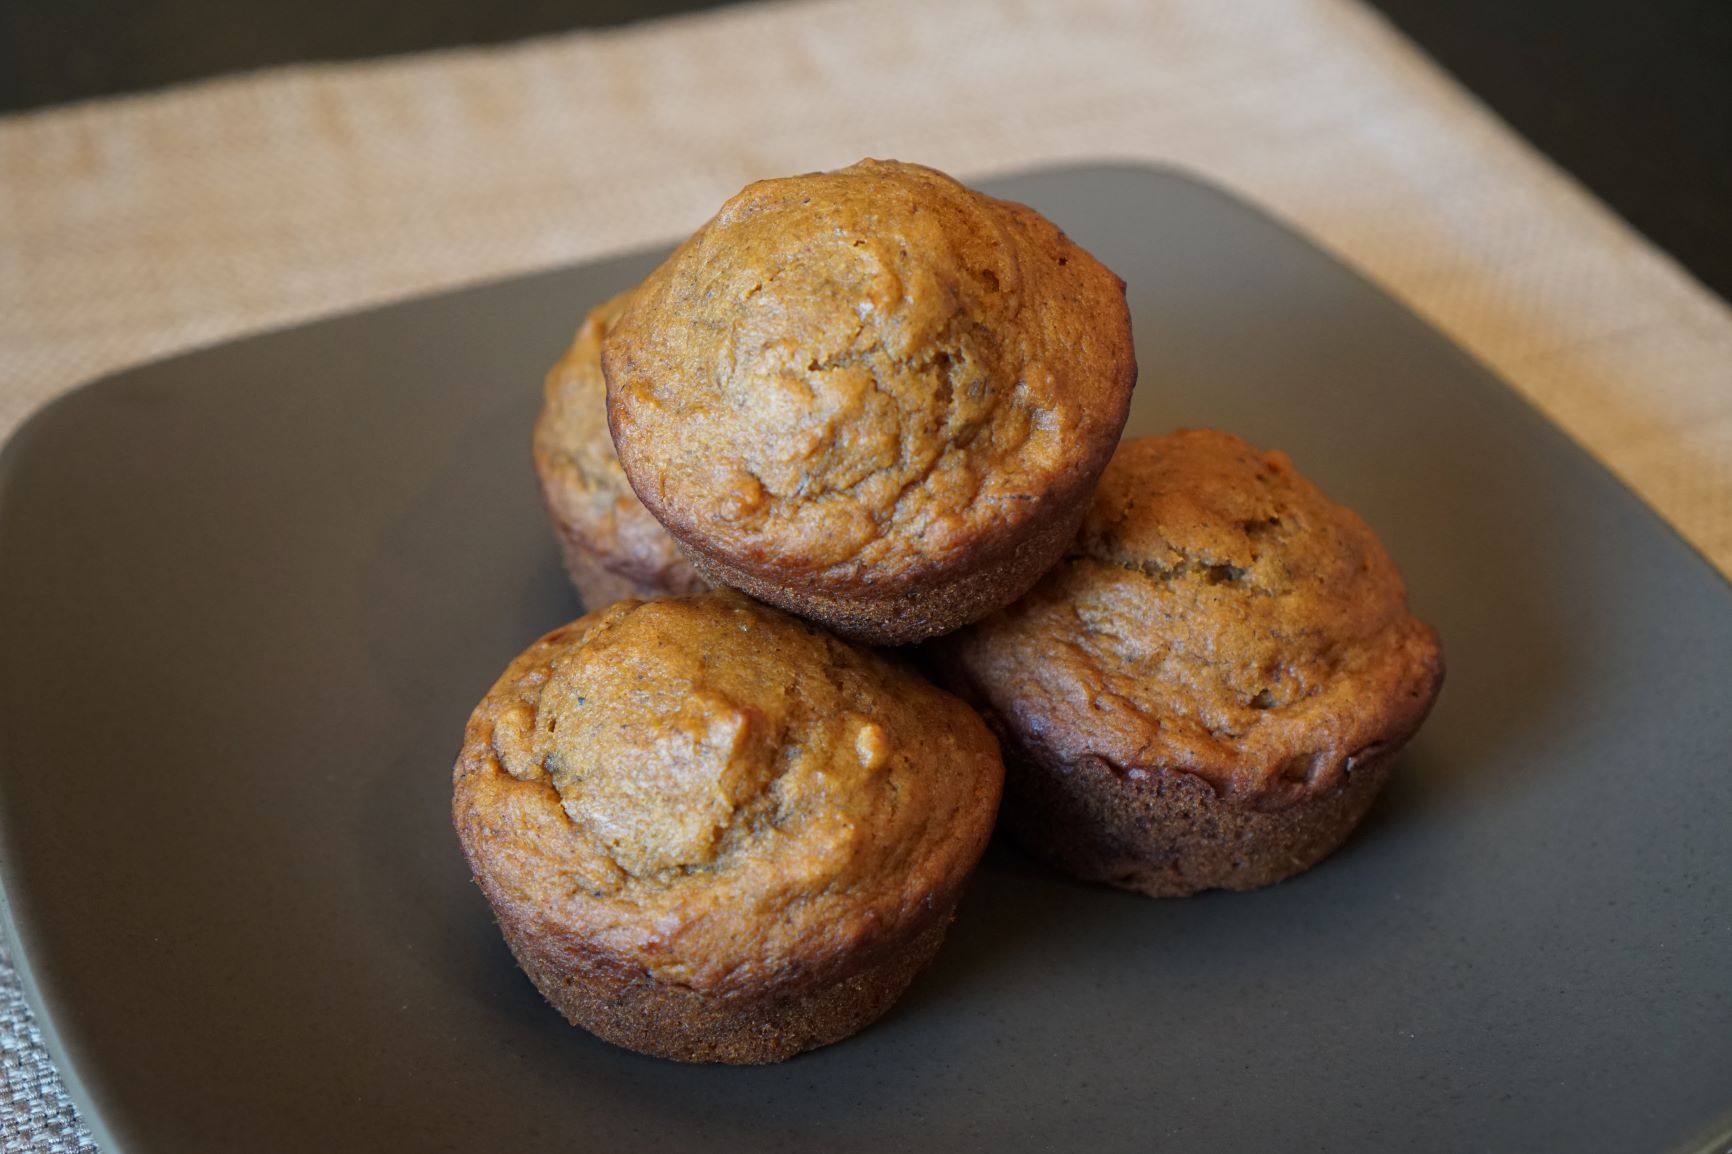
[4,0,1730,1146]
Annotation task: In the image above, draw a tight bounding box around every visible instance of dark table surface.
[2,0,1727,306]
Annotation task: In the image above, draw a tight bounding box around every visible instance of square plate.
[3,164,1729,1154]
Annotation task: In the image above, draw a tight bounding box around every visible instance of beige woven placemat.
[3,0,1730,1146]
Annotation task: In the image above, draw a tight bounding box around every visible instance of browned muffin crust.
[452,590,1004,1062]
[603,158,1136,645]
[935,430,1444,897]
[532,291,705,606]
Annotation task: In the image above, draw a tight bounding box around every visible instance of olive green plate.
[3,164,1729,1153]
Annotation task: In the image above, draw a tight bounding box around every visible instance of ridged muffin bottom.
[497,903,955,1065]
[677,489,1093,648]
[1000,749,1397,898]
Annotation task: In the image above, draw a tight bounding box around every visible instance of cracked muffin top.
[601,159,1135,589]
[937,430,1443,801]
[452,589,1003,993]
[532,291,703,600]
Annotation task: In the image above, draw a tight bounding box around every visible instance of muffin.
[602,159,1136,645]
[934,430,1444,897]
[532,290,705,605]
[451,589,1004,1063]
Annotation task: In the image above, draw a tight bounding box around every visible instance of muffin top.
[940,430,1443,801]
[453,590,1003,993]
[603,159,1135,591]
[532,291,703,597]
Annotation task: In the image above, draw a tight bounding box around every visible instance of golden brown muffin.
[452,589,1004,1063]
[603,159,1136,645]
[532,291,705,606]
[934,430,1444,897]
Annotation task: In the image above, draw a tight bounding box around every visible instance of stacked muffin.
[454,160,1444,1064]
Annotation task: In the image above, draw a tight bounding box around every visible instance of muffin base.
[678,490,1093,647]
[1002,750,1397,898]
[498,904,955,1064]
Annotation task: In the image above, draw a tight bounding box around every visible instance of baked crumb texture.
[603,159,1136,645]
[452,590,1004,1062]
[533,290,707,606]
[936,430,1444,897]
